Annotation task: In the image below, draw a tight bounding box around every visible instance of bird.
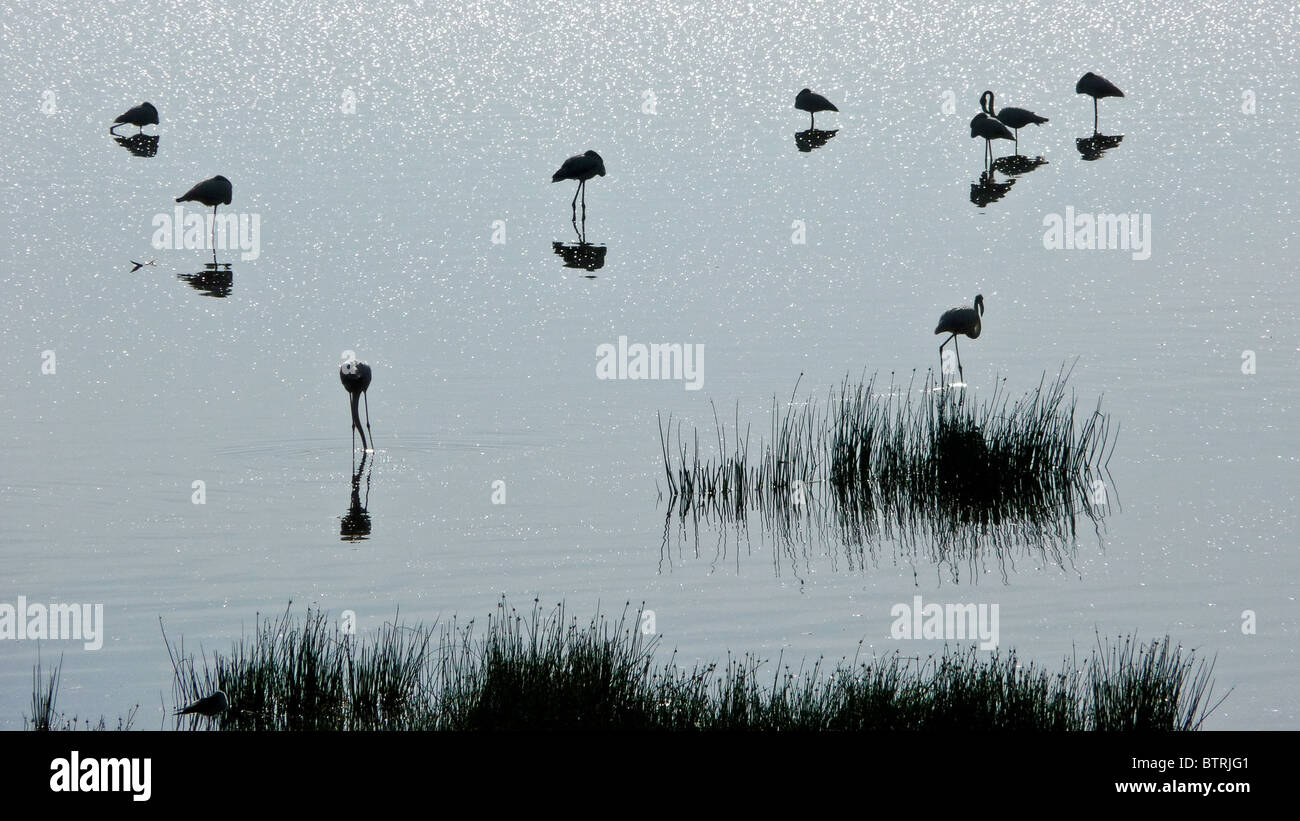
[175,689,228,717]
[551,150,605,220]
[129,259,157,272]
[935,294,985,383]
[970,113,1015,167]
[981,91,1047,153]
[175,175,233,250]
[109,102,158,135]
[340,357,373,452]
[795,88,838,130]
[1075,72,1124,132]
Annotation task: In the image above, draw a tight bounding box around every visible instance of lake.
[0,0,1296,729]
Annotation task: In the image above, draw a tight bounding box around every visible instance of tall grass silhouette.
[164,601,1222,731]
[659,367,1117,555]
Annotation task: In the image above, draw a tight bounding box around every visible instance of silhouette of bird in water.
[981,91,1047,153]
[935,294,985,383]
[552,150,605,220]
[970,113,1015,167]
[175,689,228,717]
[1076,72,1124,132]
[795,88,838,130]
[175,175,233,250]
[340,357,373,452]
[110,102,158,135]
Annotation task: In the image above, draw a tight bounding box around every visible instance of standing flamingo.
[981,91,1047,153]
[110,102,158,135]
[175,175,233,250]
[552,151,606,220]
[970,113,1014,167]
[340,358,373,452]
[935,294,985,382]
[795,88,838,129]
[1076,73,1124,132]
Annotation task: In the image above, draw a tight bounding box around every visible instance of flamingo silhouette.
[552,151,605,220]
[981,91,1047,153]
[935,294,985,382]
[1076,73,1124,132]
[340,358,373,452]
[795,88,838,130]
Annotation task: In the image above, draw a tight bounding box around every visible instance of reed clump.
[660,368,1118,550]
[164,601,1221,731]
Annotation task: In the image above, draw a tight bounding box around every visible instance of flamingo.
[110,102,158,135]
[970,113,1014,167]
[981,91,1047,153]
[174,175,233,250]
[340,357,373,452]
[935,294,985,382]
[552,150,605,220]
[1076,73,1124,132]
[795,88,838,130]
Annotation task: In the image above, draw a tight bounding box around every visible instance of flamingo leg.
[580,179,587,217]
[953,336,964,382]
[363,391,372,450]
[939,334,955,383]
[809,111,814,130]
[1094,98,1099,134]
[571,183,580,218]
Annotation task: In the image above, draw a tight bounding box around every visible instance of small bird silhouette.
[1075,72,1124,132]
[175,689,228,717]
[129,259,157,272]
[552,150,606,220]
[935,294,985,383]
[110,102,158,135]
[340,358,374,452]
[795,88,838,130]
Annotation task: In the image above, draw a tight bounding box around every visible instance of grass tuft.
[165,602,1221,731]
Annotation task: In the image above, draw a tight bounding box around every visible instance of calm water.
[1,0,1297,729]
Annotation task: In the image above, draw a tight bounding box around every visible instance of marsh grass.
[166,601,1221,731]
[24,651,139,731]
[660,367,1118,553]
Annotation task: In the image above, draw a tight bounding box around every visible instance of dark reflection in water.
[553,217,606,275]
[794,128,837,153]
[177,257,233,298]
[1077,133,1124,161]
[970,168,1014,208]
[113,133,159,158]
[993,154,1047,176]
[340,451,372,542]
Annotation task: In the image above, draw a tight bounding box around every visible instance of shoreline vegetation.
[28,600,1224,731]
[658,367,1119,554]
